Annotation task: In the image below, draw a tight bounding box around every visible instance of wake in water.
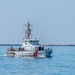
[0,54,52,59]
[0,54,7,57]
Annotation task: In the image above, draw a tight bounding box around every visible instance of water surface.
[0,46,75,75]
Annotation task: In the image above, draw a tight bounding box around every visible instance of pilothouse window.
[30,40,39,45]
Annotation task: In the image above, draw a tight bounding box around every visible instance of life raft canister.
[34,50,38,57]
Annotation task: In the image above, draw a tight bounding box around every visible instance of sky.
[0,0,75,44]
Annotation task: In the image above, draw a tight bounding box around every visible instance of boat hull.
[6,48,52,57]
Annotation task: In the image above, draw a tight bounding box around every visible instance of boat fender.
[34,50,38,57]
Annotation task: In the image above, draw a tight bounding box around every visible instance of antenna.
[23,22,33,39]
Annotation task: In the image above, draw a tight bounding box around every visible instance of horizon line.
[0,44,75,46]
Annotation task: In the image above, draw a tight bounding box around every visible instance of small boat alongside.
[6,22,52,57]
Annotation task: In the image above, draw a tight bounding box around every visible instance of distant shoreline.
[0,44,22,46]
[0,44,75,46]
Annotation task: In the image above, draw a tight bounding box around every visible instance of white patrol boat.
[6,22,52,57]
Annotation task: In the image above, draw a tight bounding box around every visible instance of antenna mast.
[24,22,33,39]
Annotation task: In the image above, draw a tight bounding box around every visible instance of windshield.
[30,41,39,45]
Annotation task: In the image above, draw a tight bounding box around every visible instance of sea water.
[0,46,75,75]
